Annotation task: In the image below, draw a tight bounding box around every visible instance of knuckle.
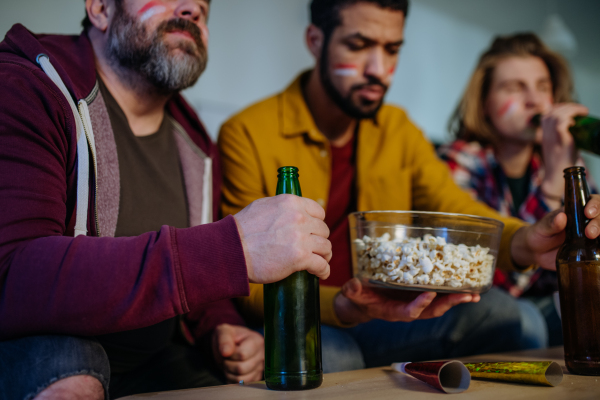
[291,246,306,264]
[289,228,304,244]
[290,210,306,225]
[230,364,243,375]
[283,194,301,207]
[408,308,421,320]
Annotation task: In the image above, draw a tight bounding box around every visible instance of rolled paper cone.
[391,361,471,393]
[464,361,563,387]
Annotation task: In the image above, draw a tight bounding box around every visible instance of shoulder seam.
[0,60,75,149]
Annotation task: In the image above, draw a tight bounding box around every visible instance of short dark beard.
[105,2,207,94]
[319,36,387,119]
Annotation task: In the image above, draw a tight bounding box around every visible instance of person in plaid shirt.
[438,33,594,346]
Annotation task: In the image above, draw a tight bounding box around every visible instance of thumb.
[218,325,236,358]
[341,278,362,300]
[543,209,567,237]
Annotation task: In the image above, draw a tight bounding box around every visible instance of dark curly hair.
[310,0,409,39]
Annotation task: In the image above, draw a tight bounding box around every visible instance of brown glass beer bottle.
[556,166,600,375]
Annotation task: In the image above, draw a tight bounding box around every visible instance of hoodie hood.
[1,24,97,101]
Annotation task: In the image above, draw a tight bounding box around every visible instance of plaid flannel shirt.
[438,139,594,297]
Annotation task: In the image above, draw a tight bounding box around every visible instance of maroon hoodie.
[0,24,249,341]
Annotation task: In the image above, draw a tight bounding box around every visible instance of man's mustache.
[157,18,204,51]
[350,77,388,93]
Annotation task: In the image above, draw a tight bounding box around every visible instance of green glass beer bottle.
[556,166,600,375]
[531,114,600,155]
[263,166,323,390]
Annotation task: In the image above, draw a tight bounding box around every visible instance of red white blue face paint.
[333,63,359,77]
[387,64,396,83]
[138,1,168,23]
[497,99,520,120]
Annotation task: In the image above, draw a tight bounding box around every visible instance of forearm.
[0,217,249,340]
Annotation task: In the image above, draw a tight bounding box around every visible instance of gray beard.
[105,8,207,94]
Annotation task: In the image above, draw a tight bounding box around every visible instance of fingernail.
[589,207,597,216]
[345,285,356,296]
[222,344,232,354]
[590,226,598,237]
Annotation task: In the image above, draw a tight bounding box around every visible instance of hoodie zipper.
[77,102,100,237]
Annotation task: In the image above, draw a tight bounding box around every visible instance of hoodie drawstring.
[37,54,97,237]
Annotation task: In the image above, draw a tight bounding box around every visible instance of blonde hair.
[449,32,574,146]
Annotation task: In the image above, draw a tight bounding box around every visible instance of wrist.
[540,181,564,203]
[509,227,533,271]
[333,291,364,326]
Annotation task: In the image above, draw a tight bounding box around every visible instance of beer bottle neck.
[276,166,302,196]
[564,168,591,240]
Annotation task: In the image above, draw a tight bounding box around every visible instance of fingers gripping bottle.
[531,114,600,155]
[556,166,600,375]
[264,166,323,390]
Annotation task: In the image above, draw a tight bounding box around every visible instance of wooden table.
[121,347,600,399]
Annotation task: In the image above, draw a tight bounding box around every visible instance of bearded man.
[0,1,334,398]
[219,0,600,373]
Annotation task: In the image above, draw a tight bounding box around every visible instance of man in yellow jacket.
[219,0,600,371]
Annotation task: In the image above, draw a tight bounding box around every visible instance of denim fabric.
[524,295,563,347]
[321,325,366,372]
[516,297,549,349]
[0,335,110,400]
[0,335,223,400]
[321,287,547,372]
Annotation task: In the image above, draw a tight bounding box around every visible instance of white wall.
[2,0,599,144]
[185,0,314,138]
[387,1,494,142]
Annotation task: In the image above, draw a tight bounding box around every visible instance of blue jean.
[0,335,222,400]
[0,335,110,400]
[524,295,563,346]
[321,287,548,372]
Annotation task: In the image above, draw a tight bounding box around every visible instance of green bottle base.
[265,371,323,391]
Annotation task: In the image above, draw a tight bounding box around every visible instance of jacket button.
[320,150,327,158]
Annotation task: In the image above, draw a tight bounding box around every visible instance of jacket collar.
[280,70,328,143]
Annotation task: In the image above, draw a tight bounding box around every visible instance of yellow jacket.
[218,72,526,327]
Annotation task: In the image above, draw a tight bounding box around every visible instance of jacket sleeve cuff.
[497,217,533,273]
[320,285,357,328]
[173,215,250,312]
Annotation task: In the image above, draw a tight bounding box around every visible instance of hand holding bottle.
[539,103,589,201]
[233,194,332,283]
[510,193,600,270]
[333,278,480,325]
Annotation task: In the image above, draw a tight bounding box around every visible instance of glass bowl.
[349,211,504,294]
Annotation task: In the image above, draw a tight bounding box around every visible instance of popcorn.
[354,233,494,289]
